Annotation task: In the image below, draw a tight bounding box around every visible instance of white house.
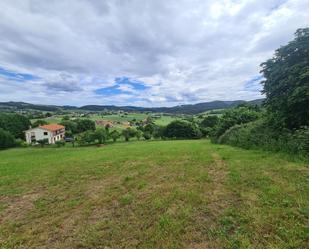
[25,124,65,144]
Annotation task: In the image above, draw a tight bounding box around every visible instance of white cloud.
[0,0,308,106]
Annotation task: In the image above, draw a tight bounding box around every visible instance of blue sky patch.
[114,77,148,91]
[95,85,129,96]
[244,75,263,92]
[0,67,39,82]
[95,77,149,96]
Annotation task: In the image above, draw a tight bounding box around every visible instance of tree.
[200,116,219,128]
[60,120,78,135]
[260,28,309,129]
[110,130,121,142]
[122,128,137,141]
[153,125,165,139]
[135,130,143,140]
[164,120,202,139]
[0,113,31,139]
[32,119,48,128]
[144,123,155,134]
[143,131,152,140]
[94,128,108,144]
[77,130,95,145]
[76,119,96,133]
[0,128,15,149]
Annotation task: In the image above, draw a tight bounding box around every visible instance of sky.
[0,0,308,107]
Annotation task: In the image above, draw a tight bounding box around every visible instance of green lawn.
[0,140,308,248]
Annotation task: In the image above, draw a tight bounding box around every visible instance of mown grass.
[0,140,308,248]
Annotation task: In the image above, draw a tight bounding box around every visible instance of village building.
[25,124,65,144]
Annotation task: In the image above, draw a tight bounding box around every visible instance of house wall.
[25,128,53,144]
[50,130,65,144]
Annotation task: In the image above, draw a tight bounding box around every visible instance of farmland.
[0,140,308,248]
[31,112,180,128]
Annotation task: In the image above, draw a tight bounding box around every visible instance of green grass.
[32,113,178,128]
[0,140,308,248]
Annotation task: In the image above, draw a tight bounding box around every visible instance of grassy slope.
[0,140,308,249]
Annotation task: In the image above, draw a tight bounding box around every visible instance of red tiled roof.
[39,124,65,132]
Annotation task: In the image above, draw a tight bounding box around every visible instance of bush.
[143,131,152,140]
[37,138,49,147]
[15,138,28,147]
[94,128,108,144]
[110,130,121,142]
[122,128,137,141]
[153,125,165,139]
[77,130,96,145]
[164,120,202,139]
[212,107,261,140]
[217,120,309,157]
[55,140,66,147]
[200,115,219,128]
[0,128,15,149]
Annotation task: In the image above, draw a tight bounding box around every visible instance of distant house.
[25,124,65,144]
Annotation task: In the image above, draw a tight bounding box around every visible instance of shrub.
[15,138,28,147]
[143,131,152,140]
[217,120,309,157]
[0,128,15,149]
[37,138,49,147]
[94,128,108,144]
[55,140,65,147]
[77,130,96,145]
[110,130,121,142]
[122,128,137,141]
[164,120,202,139]
[153,125,165,139]
[212,107,261,140]
[200,115,219,128]
[136,130,143,140]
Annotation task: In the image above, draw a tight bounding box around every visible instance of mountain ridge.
[0,99,264,114]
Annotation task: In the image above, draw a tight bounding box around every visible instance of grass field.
[0,140,308,248]
[31,113,178,128]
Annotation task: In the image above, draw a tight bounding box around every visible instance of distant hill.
[0,99,264,114]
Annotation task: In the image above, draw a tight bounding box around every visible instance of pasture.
[0,140,308,248]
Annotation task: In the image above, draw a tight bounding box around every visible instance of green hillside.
[0,140,307,248]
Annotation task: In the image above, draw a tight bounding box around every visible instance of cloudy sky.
[0,0,308,107]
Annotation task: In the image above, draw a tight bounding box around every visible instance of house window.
[44,132,48,135]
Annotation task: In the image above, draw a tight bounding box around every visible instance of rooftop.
[39,124,65,132]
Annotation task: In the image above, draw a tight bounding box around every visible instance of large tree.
[260,28,309,129]
[0,113,31,139]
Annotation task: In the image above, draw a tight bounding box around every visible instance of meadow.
[0,140,308,248]
[31,112,179,128]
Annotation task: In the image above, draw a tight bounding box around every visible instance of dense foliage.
[164,120,202,139]
[218,120,308,158]
[32,119,48,127]
[211,106,260,139]
[261,28,309,130]
[0,113,31,139]
[0,128,16,149]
